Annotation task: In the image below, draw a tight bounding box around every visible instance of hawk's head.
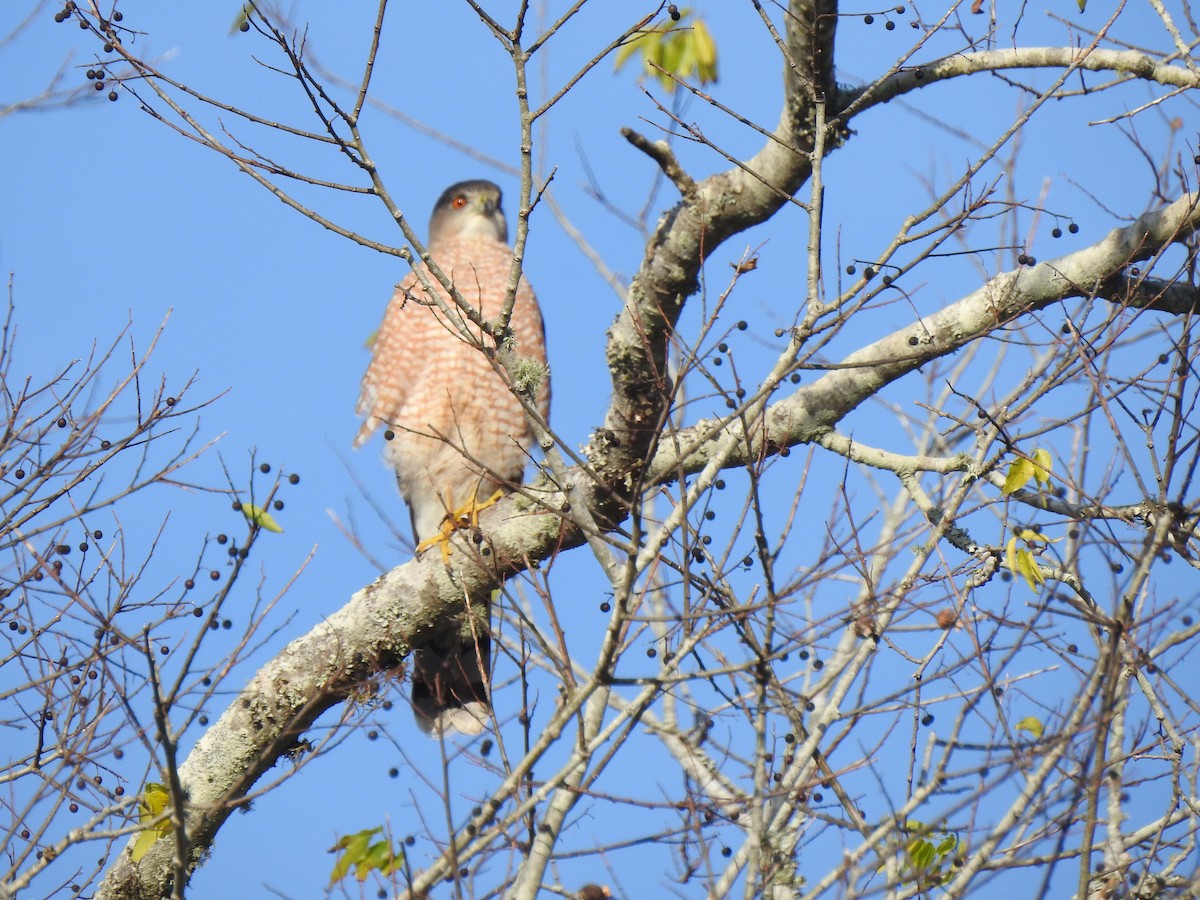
[429,179,507,245]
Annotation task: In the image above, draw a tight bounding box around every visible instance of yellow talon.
[416,489,505,563]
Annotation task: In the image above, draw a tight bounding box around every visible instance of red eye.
[452,195,468,209]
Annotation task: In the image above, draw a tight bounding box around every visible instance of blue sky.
[3,1,1197,897]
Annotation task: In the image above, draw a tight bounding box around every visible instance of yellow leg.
[416,489,505,563]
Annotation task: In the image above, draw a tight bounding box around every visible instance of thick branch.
[95,491,580,900]
[646,192,1200,481]
[839,46,1200,120]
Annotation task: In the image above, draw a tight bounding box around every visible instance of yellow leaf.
[1003,458,1033,494]
[1012,527,1052,544]
[612,9,719,93]
[1005,535,1020,576]
[240,502,283,533]
[1005,536,1044,590]
[1003,450,1052,494]
[131,829,159,863]
[691,18,718,83]
[1031,448,1053,486]
[1016,716,1044,739]
[1014,546,1045,590]
[131,783,173,862]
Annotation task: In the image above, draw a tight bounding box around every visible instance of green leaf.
[909,838,935,869]
[240,502,283,533]
[329,827,404,885]
[1016,715,1044,739]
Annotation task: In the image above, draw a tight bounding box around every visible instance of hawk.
[355,179,550,735]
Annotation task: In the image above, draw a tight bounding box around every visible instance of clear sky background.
[3,1,1197,897]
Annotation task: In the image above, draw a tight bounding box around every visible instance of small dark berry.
[273,500,283,510]
[885,19,895,29]
[259,462,270,473]
[100,440,111,450]
[845,264,856,274]
[864,14,874,23]
[384,430,395,441]
[1068,223,1079,234]
[239,21,250,32]
[113,10,122,20]
[1051,227,1062,238]
[108,91,118,101]
[600,602,611,613]
[736,320,747,330]
[288,473,299,484]
[210,570,220,581]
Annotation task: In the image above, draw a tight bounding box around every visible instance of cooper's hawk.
[354,179,550,736]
